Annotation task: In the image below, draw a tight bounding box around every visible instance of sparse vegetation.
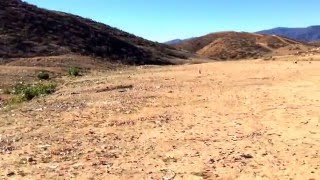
[8,82,56,102]
[37,71,50,80]
[68,67,81,76]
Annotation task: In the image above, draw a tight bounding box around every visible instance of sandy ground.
[0,60,319,179]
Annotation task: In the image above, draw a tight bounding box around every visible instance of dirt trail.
[0,60,319,179]
[273,35,292,45]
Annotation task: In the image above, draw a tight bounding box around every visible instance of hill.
[164,38,194,45]
[173,31,311,60]
[0,0,190,65]
[310,41,320,46]
[258,26,320,42]
[164,39,185,45]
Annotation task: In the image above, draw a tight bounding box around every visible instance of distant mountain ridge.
[164,37,195,45]
[165,39,185,45]
[257,26,320,42]
[166,25,320,45]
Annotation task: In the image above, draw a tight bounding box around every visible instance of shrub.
[37,71,50,80]
[68,67,80,76]
[12,83,56,101]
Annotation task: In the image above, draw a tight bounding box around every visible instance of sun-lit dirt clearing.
[0,60,319,179]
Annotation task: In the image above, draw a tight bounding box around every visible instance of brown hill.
[310,41,320,46]
[173,31,311,60]
[0,0,190,65]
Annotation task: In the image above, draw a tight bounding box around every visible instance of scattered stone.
[17,170,27,177]
[209,158,215,164]
[27,157,37,164]
[162,169,176,180]
[48,164,59,170]
[124,110,132,114]
[39,144,51,150]
[19,158,28,164]
[241,154,253,159]
[72,163,84,170]
[7,171,15,177]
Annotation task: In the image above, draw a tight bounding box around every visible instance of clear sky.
[25,0,320,42]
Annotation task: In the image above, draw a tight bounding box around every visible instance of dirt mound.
[0,0,190,65]
[173,32,311,60]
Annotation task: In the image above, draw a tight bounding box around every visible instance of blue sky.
[25,0,320,42]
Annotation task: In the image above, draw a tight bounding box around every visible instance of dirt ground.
[0,60,319,179]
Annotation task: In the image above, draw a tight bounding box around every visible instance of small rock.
[7,171,15,177]
[72,163,84,170]
[19,157,28,164]
[28,157,36,163]
[162,169,176,180]
[17,170,27,177]
[241,154,253,159]
[209,158,215,164]
[48,164,59,169]
[125,110,131,114]
[39,144,51,150]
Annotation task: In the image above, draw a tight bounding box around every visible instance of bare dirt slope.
[0,60,319,179]
[173,32,311,60]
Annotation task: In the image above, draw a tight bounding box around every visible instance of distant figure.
[198,68,202,74]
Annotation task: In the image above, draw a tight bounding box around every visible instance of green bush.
[12,83,57,101]
[37,71,50,80]
[68,67,80,76]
